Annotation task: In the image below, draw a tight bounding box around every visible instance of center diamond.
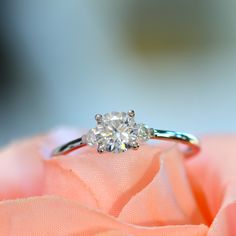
[86,111,150,153]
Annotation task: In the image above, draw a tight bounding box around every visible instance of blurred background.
[0,0,236,146]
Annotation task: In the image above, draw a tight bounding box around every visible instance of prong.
[95,114,103,123]
[128,110,135,118]
[132,142,139,150]
[97,144,105,154]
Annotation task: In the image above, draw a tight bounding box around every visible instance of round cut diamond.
[86,111,150,153]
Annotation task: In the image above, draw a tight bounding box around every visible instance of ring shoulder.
[52,136,86,156]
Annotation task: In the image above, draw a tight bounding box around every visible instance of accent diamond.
[86,111,150,153]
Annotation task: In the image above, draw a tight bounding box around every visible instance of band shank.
[151,129,200,158]
[52,129,200,157]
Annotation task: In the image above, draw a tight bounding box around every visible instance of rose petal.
[208,201,236,236]
[119,147,205,226]
[0,196,208,236]
[186,135,236,235]
[53,145,162,216]
[0,137,45,199]
[42,160,98,208]
[0,128,87,200]
[95,230,133,236]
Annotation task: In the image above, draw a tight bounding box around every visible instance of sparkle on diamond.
[86,111,150,153]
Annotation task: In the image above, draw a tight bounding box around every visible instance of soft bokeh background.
[0,0,236,146]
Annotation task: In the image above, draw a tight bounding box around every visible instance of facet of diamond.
[134,123,151,141]
[86,128,99,145]
[86,111,151,153]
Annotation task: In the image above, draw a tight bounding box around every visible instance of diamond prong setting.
[97,144,105,153]
[86,111,151,153]
[128,110,135,118]
[95,114,103,123]
[131,141,140,150]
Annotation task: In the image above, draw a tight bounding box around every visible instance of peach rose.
[0,129,235,236]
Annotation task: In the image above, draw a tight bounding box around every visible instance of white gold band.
[52,129,200,158]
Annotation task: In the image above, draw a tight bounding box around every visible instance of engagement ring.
[52,110,200,158]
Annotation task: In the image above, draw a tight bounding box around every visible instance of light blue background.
[1,0,236,146]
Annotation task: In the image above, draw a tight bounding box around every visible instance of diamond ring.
[52,110,200,158]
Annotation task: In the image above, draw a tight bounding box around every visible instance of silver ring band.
[52,129,200,158]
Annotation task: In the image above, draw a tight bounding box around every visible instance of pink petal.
[0,128,86,200]
[42,160,98,208]
[186,135,236,235]
[119,147,205,226]
[0,196,208,236]
[53,145,163,216]
[208,201,236,236]
[95,231,133,236]
[0,137,45,199]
